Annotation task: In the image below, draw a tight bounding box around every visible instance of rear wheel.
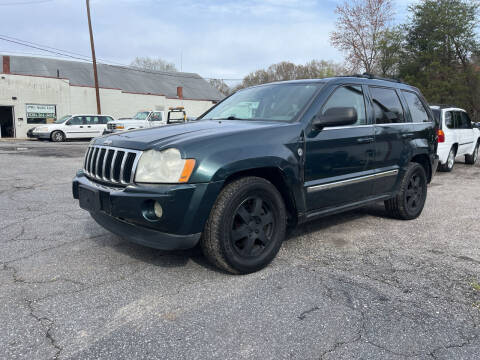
[465,142,479,165]
[440,147,456,172]
[51,131,65,142]
[201,177,286,274]
[385,162,427,220]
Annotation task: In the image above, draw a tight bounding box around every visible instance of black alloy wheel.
[230,196,275,258]
[404,171,425,214]
[384,162,427,220]
[201,177,286,274]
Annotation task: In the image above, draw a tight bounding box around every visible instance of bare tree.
[130,56,177,72]
[209,79,231,97]
[330,0,394,73]
[236,60,344,90]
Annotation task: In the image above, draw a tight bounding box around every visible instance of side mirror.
[313,107,357,129]
[65,121,71,126]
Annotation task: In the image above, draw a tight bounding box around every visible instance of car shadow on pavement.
[84,202,392,274]
[85,225,227,274]
[287,201,392,240]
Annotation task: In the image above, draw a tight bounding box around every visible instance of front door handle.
[357,137,374,144]
[402,133,414,139]
[87,126,91,128]
[79,126,83,128]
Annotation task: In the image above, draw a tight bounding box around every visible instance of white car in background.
[29,114,114,142]
[104,108,187,134]
[430,105,480,171]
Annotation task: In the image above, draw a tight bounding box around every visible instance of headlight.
[116,125,124,129]
[135,148,196,183]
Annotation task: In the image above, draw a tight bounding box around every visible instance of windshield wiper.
[214,116,246,120]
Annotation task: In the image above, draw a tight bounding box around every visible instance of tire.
[51,131,65,142]
[439,146,456,172]
[465,142,479,165]
[384,162,428,220]
[201,177,287,274]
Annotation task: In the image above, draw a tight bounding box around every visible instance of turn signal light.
[437,129,445,143]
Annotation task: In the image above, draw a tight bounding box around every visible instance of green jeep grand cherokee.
[73,76,438,274]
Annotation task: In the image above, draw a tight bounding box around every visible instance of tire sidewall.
[402,164,427,219]
[446,147,456,171]
[51,131,65,142]
[218,181,286,273]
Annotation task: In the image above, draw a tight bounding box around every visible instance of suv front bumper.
[72,171,223,250]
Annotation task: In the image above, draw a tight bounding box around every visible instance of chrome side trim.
[307,170,399,193]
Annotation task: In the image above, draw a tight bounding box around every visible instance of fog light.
[154,201,163,218]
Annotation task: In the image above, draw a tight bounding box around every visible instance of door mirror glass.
[313,107,358,128]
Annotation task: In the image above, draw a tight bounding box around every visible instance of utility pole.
[86,0,101,114]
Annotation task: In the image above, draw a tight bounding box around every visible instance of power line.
[0,0,54,6]
[0,36,91,62]
[0,34,244,81]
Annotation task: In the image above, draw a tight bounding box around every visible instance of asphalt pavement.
[1,139,479,359]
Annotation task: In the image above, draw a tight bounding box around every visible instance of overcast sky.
[0,0,414,83]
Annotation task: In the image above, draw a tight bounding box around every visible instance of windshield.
[202,83,322,122]
[54,115,72,124]
[132,112,150,120]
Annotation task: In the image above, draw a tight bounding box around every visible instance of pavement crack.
[25,299,62,359]
[298,306,320,320]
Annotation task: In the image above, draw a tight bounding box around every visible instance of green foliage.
[399,0,480,120]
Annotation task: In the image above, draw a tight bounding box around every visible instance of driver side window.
[68,116,83,125]
[322,85,367,125]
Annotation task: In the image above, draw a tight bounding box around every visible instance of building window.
[26,104,56,124]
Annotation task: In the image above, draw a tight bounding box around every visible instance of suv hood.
[93,120,287,150]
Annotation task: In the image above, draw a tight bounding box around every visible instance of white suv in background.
[29,114,114,142]
[104,108,187,134]
[430,106,480,171]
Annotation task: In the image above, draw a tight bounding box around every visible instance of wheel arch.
[410,153,432,183]
[222,167,299,227]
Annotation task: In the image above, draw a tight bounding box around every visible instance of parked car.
[29,114,114,142]
[104,108,187,134]
[430,105,480,171]
[73,76,438,274]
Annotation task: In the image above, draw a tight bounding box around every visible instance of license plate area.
[79,186,101,212]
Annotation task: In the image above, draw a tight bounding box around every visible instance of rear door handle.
[402,133,414,139]
[357,137,374,144]
[87,126,91,128]
[79,126,83,128]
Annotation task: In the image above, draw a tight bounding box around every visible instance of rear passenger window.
[370,87,405,124]
[459,112,472,129]
[445,112,454,129]
[402,91,430,123]
[322,85,367,125]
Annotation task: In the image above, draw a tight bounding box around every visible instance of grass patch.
[471,281,480,292]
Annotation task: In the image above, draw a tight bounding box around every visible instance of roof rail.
[338,73,403,83]
[429,104,458,109]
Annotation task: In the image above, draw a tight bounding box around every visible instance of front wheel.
[201,177,287,274]
[465,142,479,165]
[384,163,428,220]
[51,131,65,142]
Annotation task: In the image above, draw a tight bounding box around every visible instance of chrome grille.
[83,145,142,185]
[107,123,116,130]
